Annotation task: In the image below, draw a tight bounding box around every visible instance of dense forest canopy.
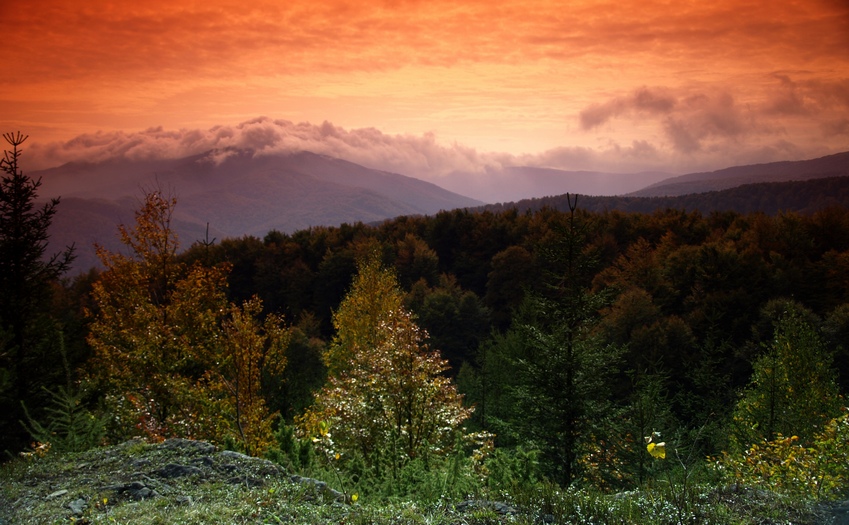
[5,146,849,502]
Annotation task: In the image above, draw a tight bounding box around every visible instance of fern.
[21,385,107,454]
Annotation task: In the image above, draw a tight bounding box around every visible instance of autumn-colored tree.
[211,296,289,455]
[320,253,405,377]
[86,190,230,440]
[86,190,288,453]
[299,254,472,477]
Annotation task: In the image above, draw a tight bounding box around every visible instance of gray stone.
[290,475,345,502]
[191,456,214,468]
[157,463,205,479]
[175,495,193,506]
[68,497,87,515]
[218,450,252,461]
[823,499,849,525]
[46,489,68,500]
[117,481,159,500]
[227,475,265,487]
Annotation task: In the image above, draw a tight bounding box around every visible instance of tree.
[499,195,622,486]
[86,189,229,440]
[0,132,74,454]
[298,254,472,479]
[320,252,405,377]
[86,189,288,453]
[211,296,289,456]
[731,304,842,448]
[406,273,490,374]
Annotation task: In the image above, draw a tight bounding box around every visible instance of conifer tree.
[0,132,74,454]
[499,195,621,486]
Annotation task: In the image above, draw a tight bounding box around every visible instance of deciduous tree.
[299,254,472,478]
[86,189,289,453]
[731,304,842,448]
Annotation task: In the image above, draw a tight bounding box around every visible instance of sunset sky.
[3,0,848,182]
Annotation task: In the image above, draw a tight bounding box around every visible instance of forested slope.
[9,183,849,513]
[166,203,849,434]
[480,175,849,215]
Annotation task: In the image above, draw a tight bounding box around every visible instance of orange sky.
[2,0,848,178]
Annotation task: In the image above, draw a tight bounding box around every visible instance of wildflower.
[645,432,666,460]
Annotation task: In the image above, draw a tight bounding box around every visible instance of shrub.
[716,407,849,499]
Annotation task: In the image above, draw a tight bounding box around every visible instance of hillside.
[479,176,849,216]
[0,439,832,524]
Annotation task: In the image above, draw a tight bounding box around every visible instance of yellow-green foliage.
[298,254,472,476]
[716,408,849,499]
[731,307,842,448]
[208,296,289,456]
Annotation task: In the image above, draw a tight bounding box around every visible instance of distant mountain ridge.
[479,176,849,217]
[37,149,482,272]
[438,166,670,202]
[629,151,849,197]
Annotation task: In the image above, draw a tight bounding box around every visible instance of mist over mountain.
[438,166,671,202]
[38,149,482,272]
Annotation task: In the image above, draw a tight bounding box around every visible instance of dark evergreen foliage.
[0,133,74,456]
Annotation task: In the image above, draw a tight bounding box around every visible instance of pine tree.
[0,132,74,454]
[500,195,621,486]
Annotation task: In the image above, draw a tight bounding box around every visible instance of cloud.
[25,110,843,187]
[26,117,509,177]
[823,119,849,136]
[580,86,749,153]
[662,91,747,153]
[7,0,847,90]
[577,73,849,156]
[527,140,662,172]
[579,87,677,130]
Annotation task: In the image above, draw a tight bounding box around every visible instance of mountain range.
[628,151,849,197]
[33,148,849,274]
[36,149,482,272]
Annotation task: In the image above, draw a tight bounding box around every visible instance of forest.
[3,132,849,520]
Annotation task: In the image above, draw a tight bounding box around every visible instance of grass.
[0,439,835,525]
